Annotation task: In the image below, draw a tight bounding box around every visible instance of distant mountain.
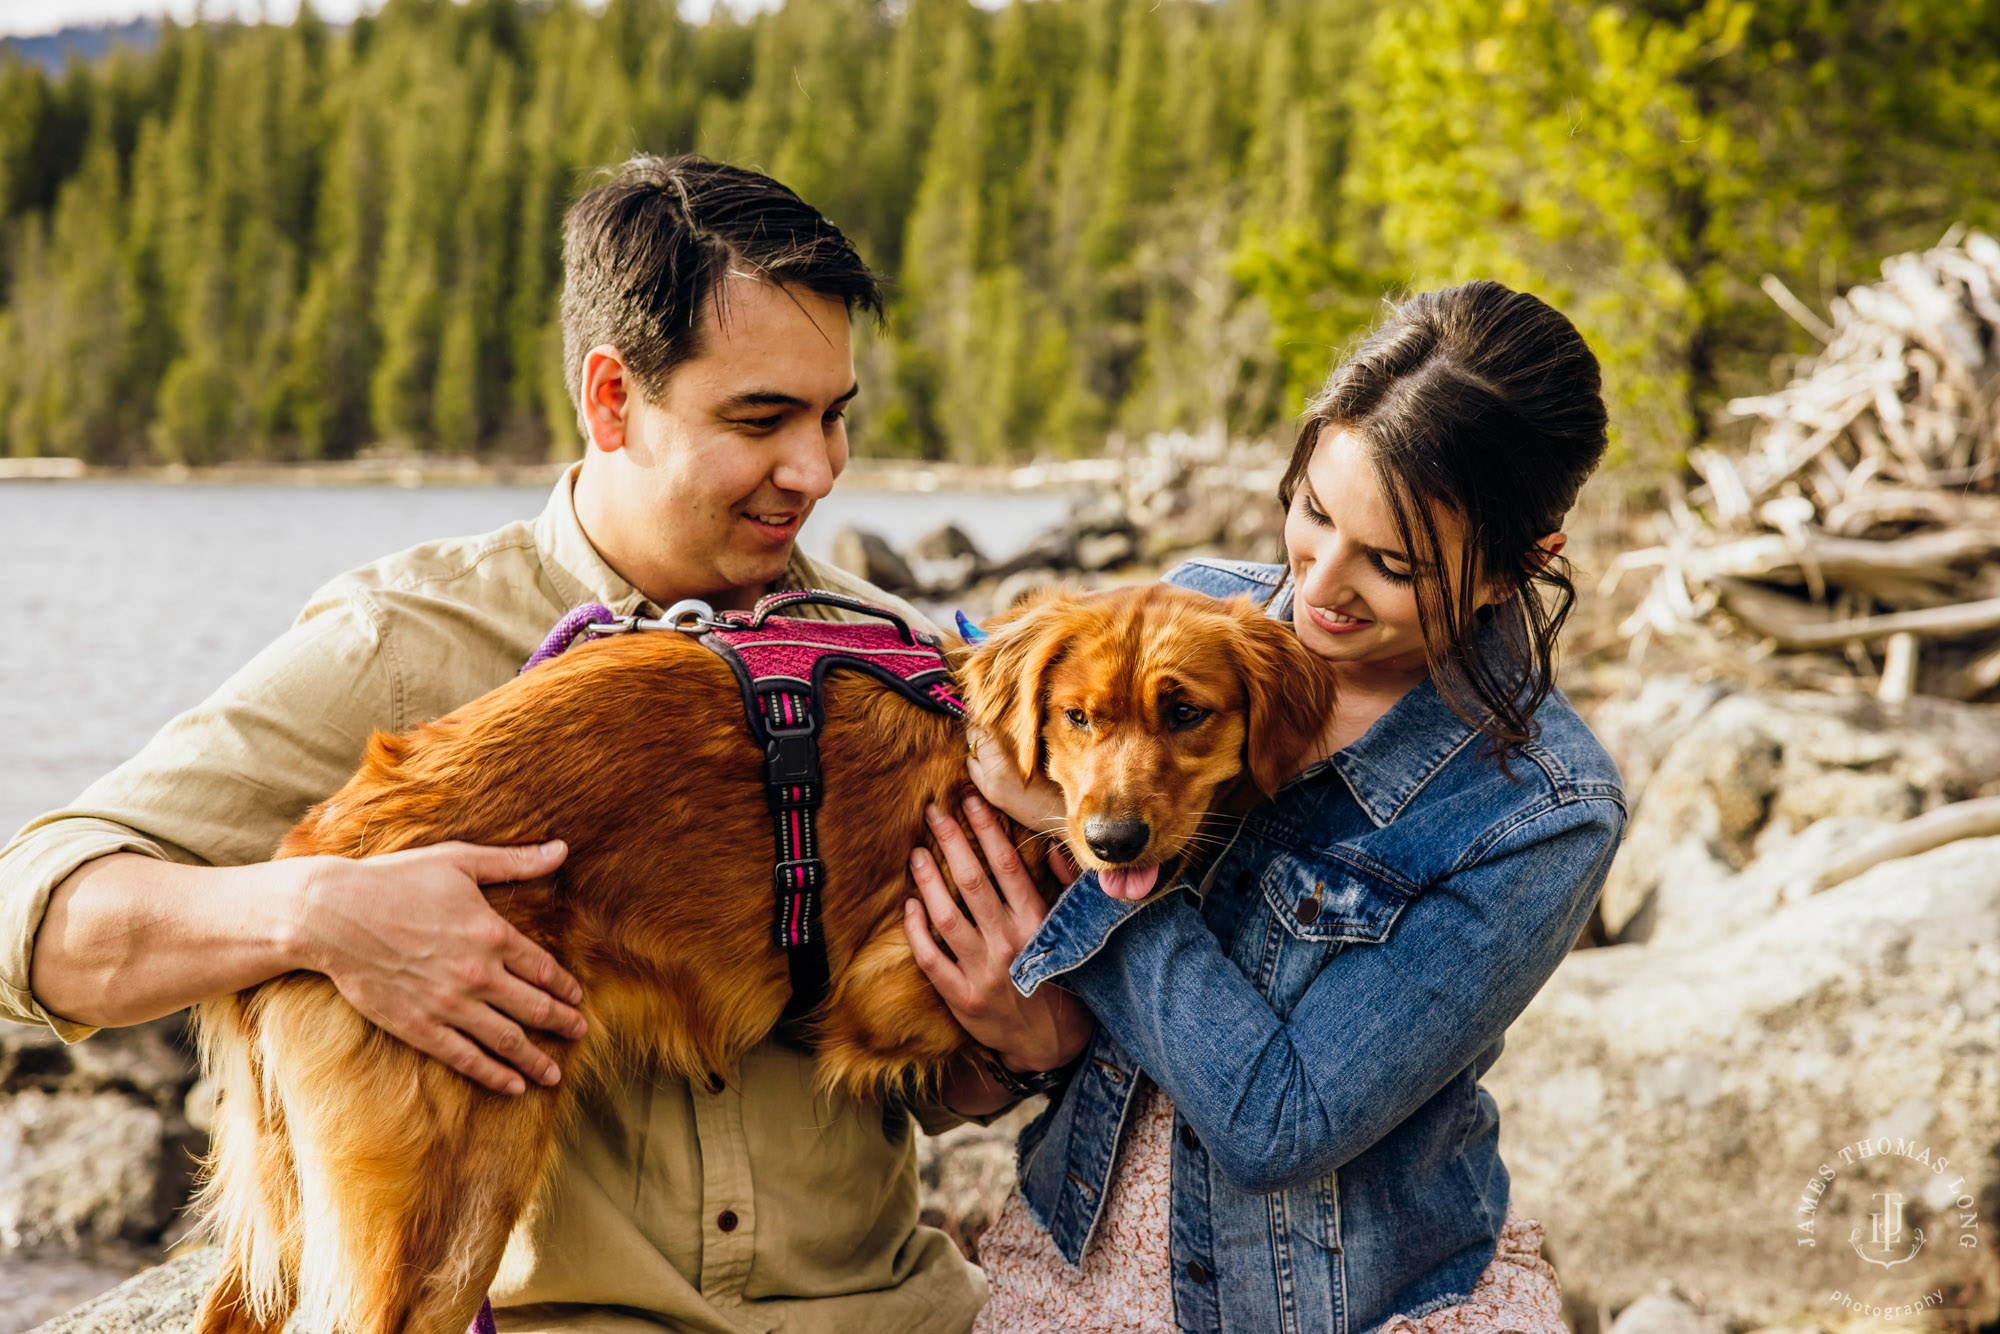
[2,19,160,72]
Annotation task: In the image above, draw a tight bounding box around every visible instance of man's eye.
[737,415,782,431]
[1065,709,1089,729]
[1168,702,1209,730]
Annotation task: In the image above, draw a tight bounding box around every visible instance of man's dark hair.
[559,154,884,413]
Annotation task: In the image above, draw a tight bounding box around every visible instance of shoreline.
[0,454,1115,492]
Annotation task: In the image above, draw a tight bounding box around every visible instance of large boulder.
[26,1247,217,1334]
[1487,834,2000,1332]
[1589,682,2000,942]
[0,1017,201,1251]
[828,527,918,595]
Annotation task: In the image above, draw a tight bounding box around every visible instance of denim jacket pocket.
[1257,848,1419,945]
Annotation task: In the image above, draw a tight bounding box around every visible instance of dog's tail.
[191,993,302,1334]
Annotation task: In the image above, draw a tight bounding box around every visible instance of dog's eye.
[1168,702,1209,730]
[1065,708,1090,729]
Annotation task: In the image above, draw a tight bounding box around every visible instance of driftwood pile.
[1612,228,2000,701]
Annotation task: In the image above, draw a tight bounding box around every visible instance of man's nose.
[770,422,837,499]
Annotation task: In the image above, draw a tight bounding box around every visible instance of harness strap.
[761,686,829,1023]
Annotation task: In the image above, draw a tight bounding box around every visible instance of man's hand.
[294,840,587,1095]
[903,794,1090,1116]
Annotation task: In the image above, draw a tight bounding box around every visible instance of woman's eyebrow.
[1306,482,1411,561]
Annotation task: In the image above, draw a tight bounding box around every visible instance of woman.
[905,280,1627,1334]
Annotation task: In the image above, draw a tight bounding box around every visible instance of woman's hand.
[964,724,1068,835]
[293,840,589,1095]
[903,793,1091,1105]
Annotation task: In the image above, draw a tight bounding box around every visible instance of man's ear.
[581,344,635,454]
[1228,604,1340,799]
[956,590,1077,783]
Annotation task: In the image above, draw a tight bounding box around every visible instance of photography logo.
[1793,1136,1980,1321]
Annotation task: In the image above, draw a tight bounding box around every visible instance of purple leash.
[520,603,614,673]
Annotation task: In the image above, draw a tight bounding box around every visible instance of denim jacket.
[1007,558,1626,1334]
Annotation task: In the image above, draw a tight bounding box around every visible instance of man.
[0,155,1086,1333]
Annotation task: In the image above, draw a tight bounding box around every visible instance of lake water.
[0,479,1070,855]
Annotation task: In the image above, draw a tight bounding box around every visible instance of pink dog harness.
[524,589,966,1025]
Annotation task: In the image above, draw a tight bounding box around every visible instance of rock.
[1590,682,2000,941]
[987,528,1076,581]
[27,1246,218,1334]
[0,1093,184,1249]
[990,567,1064,611]
[828,527,917,594]
[2,1017,195,1103]
[2,1245,157,1333]
[916,1102,1040,1258]
[1485,834,2000,1331]
[908,523,984,566]
[1606,1286,1728,1334]
[1074,530,1136,572]
[1,1017,201,1253]
[909,553,983,598]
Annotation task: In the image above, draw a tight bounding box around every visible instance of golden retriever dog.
[192,581,1334,1334]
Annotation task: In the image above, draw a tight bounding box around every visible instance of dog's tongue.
[1099,864,1160,900]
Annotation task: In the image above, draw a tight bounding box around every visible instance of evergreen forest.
[1,0,1996,474]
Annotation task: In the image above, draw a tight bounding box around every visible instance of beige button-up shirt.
[0,467,987,1334]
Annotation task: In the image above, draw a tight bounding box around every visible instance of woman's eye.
[1369,552,1413,585]
[1168,702,1209,730]
[1065,708,1089,729]
[1300,493,1332,528]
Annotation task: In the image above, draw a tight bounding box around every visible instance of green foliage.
[1328,0,2000,469]
[0,0,1995,473]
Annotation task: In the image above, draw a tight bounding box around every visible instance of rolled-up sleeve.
[1036,798,1625,1195]
[0,588,397,1038]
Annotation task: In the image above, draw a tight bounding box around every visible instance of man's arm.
[31,842,585,1095]
[2,588,588,1094]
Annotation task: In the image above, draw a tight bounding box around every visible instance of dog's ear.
[957,589,1077,783]
[1226,603,1339,799]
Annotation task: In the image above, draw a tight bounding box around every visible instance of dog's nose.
[1084,816,1151,865]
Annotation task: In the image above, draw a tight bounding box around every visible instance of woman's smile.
[1303,601,1373,635]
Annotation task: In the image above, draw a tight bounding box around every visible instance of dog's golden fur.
[191,582,1334,1334]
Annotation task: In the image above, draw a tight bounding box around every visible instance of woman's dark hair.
[1276,280,1609,757]
[559,154,884,415]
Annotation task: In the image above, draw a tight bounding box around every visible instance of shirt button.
[1185,1259,1212,1284]
[716,1210,739,1233]
[1295,895,1321,924]
[1180,1125,1200,1152]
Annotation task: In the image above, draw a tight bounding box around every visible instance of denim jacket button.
[1180,1124,1200,1152]
[1185,1259,1212,1284]
[1295,895,1321,924]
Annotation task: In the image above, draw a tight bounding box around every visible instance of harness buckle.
[765,732,821,788]
[773,858,825,894]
